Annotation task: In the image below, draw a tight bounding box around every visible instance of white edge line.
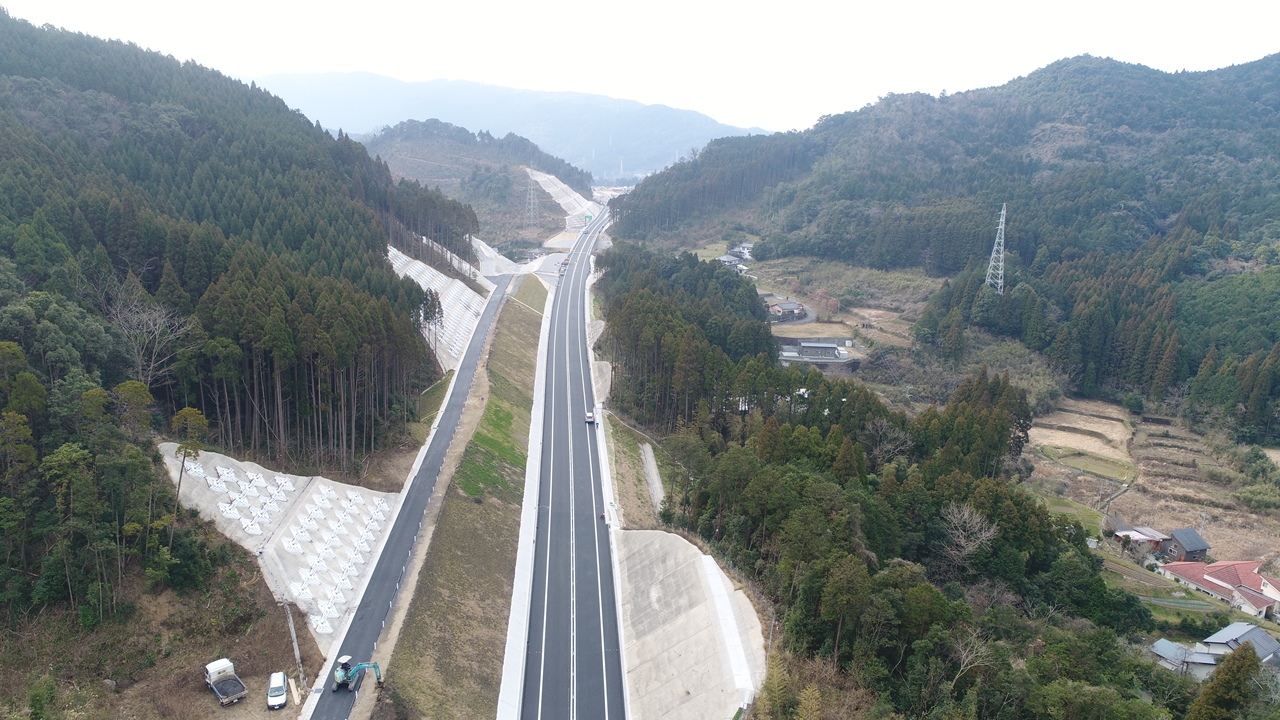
[497,277,557,719]
[302,270,501,719]
[585,247,633,720]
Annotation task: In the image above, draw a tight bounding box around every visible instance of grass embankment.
[692,241,729,261]
[605,415,669,529]
[407,370,454,444]
[1028,486,1105,534]
[384,275,544,719]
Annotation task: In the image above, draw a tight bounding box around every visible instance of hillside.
[0,5,484,676]
[362,118,589,250]
[255,72,766,180]
[611,54,1280,443]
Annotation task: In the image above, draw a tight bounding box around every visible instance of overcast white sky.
[4,0,1278,131]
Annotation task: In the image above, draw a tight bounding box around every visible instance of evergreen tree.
[1185,644,1261,720]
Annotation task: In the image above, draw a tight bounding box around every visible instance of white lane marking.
[566,240,581,720]
[573,292,612,720]
[534,219,610,720]
[568,220,615,719]
[533,278,564,720]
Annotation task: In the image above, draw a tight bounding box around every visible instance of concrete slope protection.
[157,446,396,641]
[522,213,627,719]
[306,274,512,720]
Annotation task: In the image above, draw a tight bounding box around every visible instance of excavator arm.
[352,662,383,685]
[333,656,383,691]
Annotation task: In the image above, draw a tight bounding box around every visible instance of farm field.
[1025,398,1280,566]
[749,258,938,349]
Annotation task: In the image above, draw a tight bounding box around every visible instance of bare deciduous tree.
[964,579,1019,617]
[106,284,198,390]
[940,502,999,576]
[950,626,995,691]
[865,416,911,468]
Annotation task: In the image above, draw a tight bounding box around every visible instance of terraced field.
[1026,398,1280,565]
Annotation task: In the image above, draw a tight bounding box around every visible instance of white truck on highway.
[205,658,248,706]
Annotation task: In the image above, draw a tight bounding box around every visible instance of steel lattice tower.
[985,203,1007,295]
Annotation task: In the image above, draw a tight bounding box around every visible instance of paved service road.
[522,213,626,719]
[310,274,512,720]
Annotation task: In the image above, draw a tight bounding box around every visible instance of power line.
[985,203,1007,295]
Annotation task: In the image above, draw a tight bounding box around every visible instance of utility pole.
[985,203,1007,295]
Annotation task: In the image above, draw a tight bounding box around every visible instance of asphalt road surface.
[310,274,512,720]
[521,213,627,719]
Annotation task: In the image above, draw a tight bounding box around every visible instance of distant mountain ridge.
[252,72,767,180]
[612,53,1280,270]
[362,118,588,248]
[609,52,1280,443]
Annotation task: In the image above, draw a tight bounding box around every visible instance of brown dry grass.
[1110,487,1280,562]
[1029,427,1130,465]
[379,276,541,719]
[1025,398,1280,564]
[751,258,941,318]
[1264,448,1280,468]
[770,320,857,339]
[605,415,661,530]
[749,259,939,352]
[357,444,422,493]
[1028,399,1134,471]
[1,533,324,720]
[1112,418,1280,562]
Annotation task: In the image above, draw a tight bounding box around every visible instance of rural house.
[1161,560,1280,619]
[1113,525,1169,553]
[1150,622,1280,680]
[797,342,840,360]
[1149,638,1217,681]
[769,301,806,322]
[1199,622,1280,672]
[1162,527,1210,562]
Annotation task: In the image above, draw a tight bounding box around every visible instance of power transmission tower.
[526,174,540,227]
[985,203,1007,295]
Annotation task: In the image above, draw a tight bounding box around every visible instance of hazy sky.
[4,0,1278,131]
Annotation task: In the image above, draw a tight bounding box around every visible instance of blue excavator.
[331,655,383,692]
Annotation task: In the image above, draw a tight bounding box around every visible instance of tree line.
[914,223,1280,447]
[365,118,594,198]
[0,10,490,625]
[596,249,1280,718]
[0,11,489,466]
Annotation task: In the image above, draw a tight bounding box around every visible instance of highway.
[521,212,627,719]
[309,274,512,720]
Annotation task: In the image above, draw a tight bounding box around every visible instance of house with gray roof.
[1152,622,1280,683]
[1163,527,1210,562]
[1198,622,1280,671]
[1150,638,1218,681]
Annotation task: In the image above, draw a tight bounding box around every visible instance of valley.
[3,6,1280,720]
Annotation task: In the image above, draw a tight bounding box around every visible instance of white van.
[266,671,288,710]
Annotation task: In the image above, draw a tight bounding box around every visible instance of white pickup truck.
[205,658,248,706]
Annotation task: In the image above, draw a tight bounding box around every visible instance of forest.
[0,10,480,623]
[608,53,1280,443]
[598,245,1278,719]
[364,118,594,198]
[362,117,590,252]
